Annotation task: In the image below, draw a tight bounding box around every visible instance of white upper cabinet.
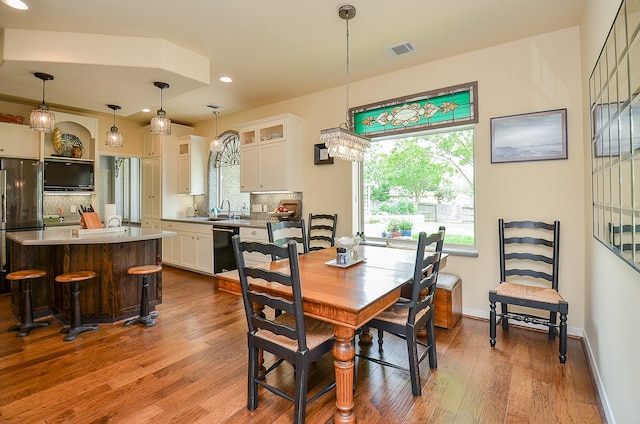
[0,123,40,159]
[238,113,302,192]
[177,135,208,195]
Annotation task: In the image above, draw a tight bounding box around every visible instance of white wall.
[580,1,640,423]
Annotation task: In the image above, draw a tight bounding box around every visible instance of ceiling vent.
[204,104,221,110]
[385,42,416,57]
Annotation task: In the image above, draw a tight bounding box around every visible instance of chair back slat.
[406,230,444,324]
[267,220,308,260]
[308,213,338,251]
[232,236,308,352]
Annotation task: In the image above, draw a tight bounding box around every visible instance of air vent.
[385,42,416,57]
[204,104,221,110]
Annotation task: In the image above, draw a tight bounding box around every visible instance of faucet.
[220,199,231,218]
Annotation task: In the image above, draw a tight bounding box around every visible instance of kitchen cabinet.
[239,227,270,266]
[142,157,162,219]
[177,135,208,195]
[161,221,213,275]
[143,131,162,157]
[0,123,40,159]
[141,218,161,230]
[238,113,302,192]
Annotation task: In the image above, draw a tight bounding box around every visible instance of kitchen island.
[6,226,176,324]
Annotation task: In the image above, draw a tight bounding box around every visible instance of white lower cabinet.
[161,221,214,275]
[141,219,161,230]
[239,227,270,266]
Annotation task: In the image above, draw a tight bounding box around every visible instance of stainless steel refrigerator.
[1,158,43,293]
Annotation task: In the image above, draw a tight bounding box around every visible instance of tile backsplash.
[43,194,93,221]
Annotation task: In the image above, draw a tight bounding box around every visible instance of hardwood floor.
[0,266,604,423]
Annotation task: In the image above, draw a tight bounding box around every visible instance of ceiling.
[0,1,585,126]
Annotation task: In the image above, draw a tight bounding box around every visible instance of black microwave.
[44,160,94,191]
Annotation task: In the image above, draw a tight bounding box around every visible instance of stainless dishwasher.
[212,225,239,274]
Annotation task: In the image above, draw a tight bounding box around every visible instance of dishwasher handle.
[212,227,236,234]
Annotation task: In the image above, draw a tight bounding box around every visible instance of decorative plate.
[53,127,84,157]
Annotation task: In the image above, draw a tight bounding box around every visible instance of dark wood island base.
[6,227,174,326]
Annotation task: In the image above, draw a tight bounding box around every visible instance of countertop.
[6,226,177,246]
[162,217,269,229]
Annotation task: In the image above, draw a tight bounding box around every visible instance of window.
[359,127,475,248]
[207,130,250,213]
[352,82,478,248]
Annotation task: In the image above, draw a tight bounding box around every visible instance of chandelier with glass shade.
[150,81,171,135]
[209,110,223,153]
[29,72,56,132]
[319,4,370,162]
[105,104,123,147]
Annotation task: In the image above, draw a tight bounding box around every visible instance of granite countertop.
[162,217,268,229]
[7,226,177,246]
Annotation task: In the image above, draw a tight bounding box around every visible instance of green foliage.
[386,219,399,231]
[397,219,413,230]
[378,200,415,215]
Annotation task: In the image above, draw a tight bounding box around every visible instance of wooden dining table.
[216,243,446,423]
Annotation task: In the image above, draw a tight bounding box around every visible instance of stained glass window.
[350,81,478,138]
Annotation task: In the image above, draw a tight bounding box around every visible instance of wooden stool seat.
[127,265,163,275]
[124,264,162,328]
[7,269,51,337]
[55,271,99,341]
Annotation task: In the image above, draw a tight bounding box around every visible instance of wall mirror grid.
[590,0,640,272]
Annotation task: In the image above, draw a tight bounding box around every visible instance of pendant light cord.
[345,14,351,130]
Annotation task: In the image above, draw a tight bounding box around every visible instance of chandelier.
[319,4,370,162]
[29,72,56,132]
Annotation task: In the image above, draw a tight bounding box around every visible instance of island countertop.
[6,226,177,246]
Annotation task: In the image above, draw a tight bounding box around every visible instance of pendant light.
[319,4,370,162]
[150,81,171,135]
[209,111,223,152]
[105,104,123,147]
[29,72,56,132]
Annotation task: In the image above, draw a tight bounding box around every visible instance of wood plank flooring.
[0,266,605,423]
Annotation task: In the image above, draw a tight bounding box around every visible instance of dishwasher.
[212,225,240,274]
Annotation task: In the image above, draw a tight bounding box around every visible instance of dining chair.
[267,219,308,260]
[231,235,336,424]
[489,219,569,363]
[357,230,444,397]
[307,213,337,252]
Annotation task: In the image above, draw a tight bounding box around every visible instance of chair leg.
[60,281,98,342]
[406,325,422,397]
[500,303,509,330]
[489,301,496,348]
[293,361,309,424]
[247,339,259,411]
[426,318,437,369]
[124,275,157,328]
[548,311,557,340]
[559,313,567,364]
[377,328,384,352]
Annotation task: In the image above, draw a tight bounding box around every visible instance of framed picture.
[314,143,334,165]
[490,108,567,163]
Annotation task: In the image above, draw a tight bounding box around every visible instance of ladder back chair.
[307,213,337,252]
[267,219,308,260]
[357,230,444,397]
[231,236,336,424]
[489,219,569,363]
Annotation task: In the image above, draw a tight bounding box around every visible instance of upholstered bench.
[434,273,462,330]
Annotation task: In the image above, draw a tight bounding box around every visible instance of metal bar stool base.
[8,320,51,338]
[60,324,99,342]
[124,311,158,328]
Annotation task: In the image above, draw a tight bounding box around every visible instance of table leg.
[333,324,356,424]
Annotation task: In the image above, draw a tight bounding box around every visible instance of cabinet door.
[177,156,190,194]
[181,232,198,269]
[259,142,287,191]
[196,231,214,274]
[0,123,40,159]
[240,146,259,192]
[144,132,162,157]
[142,158,161,219]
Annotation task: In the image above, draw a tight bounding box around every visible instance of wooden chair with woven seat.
[267,219,308,260]
[55,271,99,341]
[307,213,337,252]
[357,230,444,397]
[124,264,162,328]
[7,269,51,337]
[231,235,336,424]
[489,219,569,363]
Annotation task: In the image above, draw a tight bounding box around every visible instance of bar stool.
[124,264,162,328]
[7,269,51,337]
[55,271,99,341]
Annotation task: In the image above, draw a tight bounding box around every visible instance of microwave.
[44,160,94,192]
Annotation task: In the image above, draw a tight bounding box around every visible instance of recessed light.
[2,0,29,10]
[141,108,151,113]
[219,76,232,83]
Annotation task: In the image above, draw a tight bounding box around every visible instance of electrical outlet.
[251,204,262,213]
[70,205,76,214]
[262,204,269,212]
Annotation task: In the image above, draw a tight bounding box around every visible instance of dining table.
[216,243,446,424]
